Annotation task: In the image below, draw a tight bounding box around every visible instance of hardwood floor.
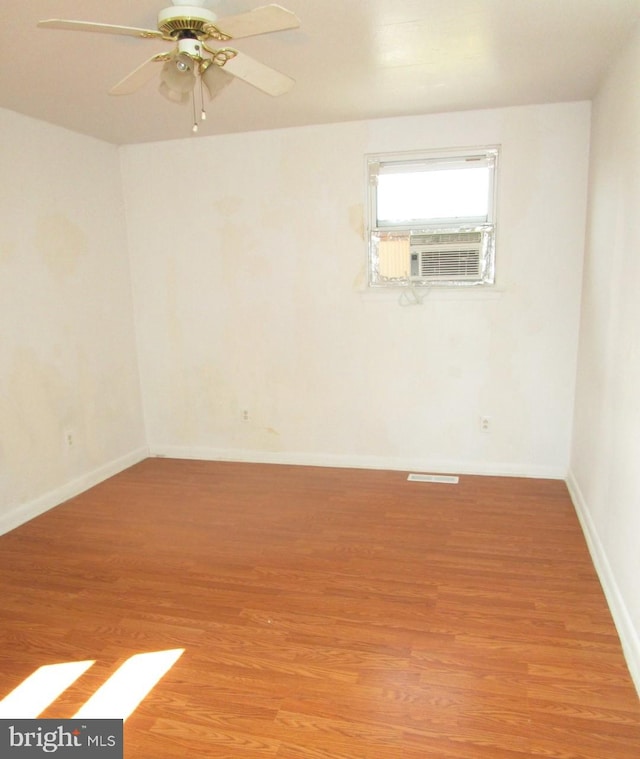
[1,458,639,757]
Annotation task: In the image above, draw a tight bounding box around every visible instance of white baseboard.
[0,446,149,536]
[149,444,565,479]
[566,470,640,698]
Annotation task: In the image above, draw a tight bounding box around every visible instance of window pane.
[377,166,490,224]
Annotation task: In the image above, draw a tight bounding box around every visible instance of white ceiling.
[1,0,639,145]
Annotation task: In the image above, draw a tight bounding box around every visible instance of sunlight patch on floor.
[73,649,185,721]
[0,649,185,721]
[0,660,95,718]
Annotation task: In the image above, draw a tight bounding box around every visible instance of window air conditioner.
[409,231,483,282]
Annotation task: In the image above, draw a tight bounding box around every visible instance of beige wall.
[121,101,590,477]
[0,109,146,532]
[569,24,640,694]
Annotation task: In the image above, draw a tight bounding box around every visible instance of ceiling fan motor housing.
[157,5,219,39]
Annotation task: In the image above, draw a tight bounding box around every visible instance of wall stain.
[0,240,16,265]
[36,214,88,277]
[3,347,67,497]
[352,263,367,290]
[212,196,244,217]
[349,203,365,240]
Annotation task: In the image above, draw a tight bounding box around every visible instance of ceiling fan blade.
[210,5,300,40]
[219,50,295,96]
[109,53,170,96]
[38,19,163,40]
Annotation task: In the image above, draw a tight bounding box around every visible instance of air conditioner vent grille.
[411,231,482,246]
[409,230,485,282]
[418,248,481,279]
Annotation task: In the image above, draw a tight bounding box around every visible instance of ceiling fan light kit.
[38,2,300,133]
[201,60,233,100]
[161,53,196,94]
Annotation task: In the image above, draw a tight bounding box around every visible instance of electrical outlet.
[64,429,74,448]
[241,409,249,423]
[480,416,491,433]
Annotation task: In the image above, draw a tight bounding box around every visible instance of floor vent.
[407,473,459,484]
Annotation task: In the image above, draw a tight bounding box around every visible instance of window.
[366,147,498,288]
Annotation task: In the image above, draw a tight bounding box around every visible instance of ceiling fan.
[38,0,300,131]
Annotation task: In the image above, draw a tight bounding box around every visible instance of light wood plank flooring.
[1,458,639,757]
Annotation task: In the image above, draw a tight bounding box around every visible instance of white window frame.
[366,146,499,288]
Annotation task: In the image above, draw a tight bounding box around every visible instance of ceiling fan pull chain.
[191,88,198,133]
[200,75,207,122]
